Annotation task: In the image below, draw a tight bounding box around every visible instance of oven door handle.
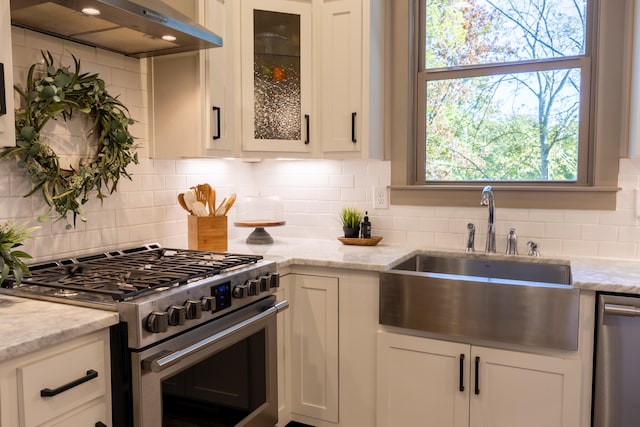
[143,300,289,373]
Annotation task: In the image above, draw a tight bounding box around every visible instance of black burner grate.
[11,247,263,301]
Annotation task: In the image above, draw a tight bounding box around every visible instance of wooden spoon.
[214,197,227,216]
[177,193,192,214]
[222,193,237,215]
[208,187,216,216]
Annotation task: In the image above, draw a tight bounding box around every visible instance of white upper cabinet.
[240,0,313,155]
[206,0,237,156]
[150,0,207,159]
[318,0,383,159]
[150,0,384,159]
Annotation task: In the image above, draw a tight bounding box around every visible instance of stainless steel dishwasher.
[593,293,640,427]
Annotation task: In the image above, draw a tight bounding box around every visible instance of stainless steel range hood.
[10,0,222,58]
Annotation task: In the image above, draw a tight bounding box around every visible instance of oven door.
[131,296,288,427]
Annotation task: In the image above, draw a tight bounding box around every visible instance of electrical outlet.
[373,186,389,209]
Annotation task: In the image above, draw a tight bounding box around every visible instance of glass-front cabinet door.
[240,0,312,154]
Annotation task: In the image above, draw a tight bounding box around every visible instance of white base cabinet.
[377,331,582,427]
[290,274,339,423]
[0,329,112,427]
[278,267,379,427]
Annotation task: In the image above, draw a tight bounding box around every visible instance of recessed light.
[81,7,101,16]
[162,35,177,42]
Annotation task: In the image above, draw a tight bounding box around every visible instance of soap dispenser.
[361,211,372,238]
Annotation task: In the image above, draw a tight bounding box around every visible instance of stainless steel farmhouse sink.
[379,253,579,350]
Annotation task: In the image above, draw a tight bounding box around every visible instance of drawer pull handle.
[304,114,310,145]
[40,369,98,397]
[212,106,221,140]
[351,112,357,143]
[474,356,480,395]
[95,423,107,427]
[459,353,465,392]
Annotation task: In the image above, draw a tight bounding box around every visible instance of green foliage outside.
[424,0,586,182]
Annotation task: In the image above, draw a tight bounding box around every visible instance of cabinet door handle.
[212,106,221,140]
[95,422,107,427]
[40,369,98,397]
[351,112,357,143]
[459,353,465,392]
[474,356,480,395]
[304,114,310,144]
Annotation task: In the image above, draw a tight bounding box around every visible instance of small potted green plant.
[339,207,363,238]
[0,221,39,286]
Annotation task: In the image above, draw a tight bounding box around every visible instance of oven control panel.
[143,274,279,334]
[133,260,279,347]
[212,282,231,311]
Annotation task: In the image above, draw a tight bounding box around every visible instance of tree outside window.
[420,0,589,182]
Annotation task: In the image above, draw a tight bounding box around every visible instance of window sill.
[389,185,620,210]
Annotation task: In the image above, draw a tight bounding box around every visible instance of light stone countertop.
[0,295,119,363]
[228,237,417,271]
[2,237,640,363]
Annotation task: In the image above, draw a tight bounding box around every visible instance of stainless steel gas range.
[1,243,288,427]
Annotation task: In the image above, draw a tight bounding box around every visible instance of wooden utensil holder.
[188,215,228,252]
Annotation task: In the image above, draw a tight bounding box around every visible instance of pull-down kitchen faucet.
[480,186,496,253]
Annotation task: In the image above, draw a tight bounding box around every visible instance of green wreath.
[0,51,138,228]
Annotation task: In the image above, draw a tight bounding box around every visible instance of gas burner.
[6,245,264,303]
[54,289,79,297]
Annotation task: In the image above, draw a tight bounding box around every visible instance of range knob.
[269,272,280,288]
[247,279,260,296]
[232,284,247,299]
[185,300,202,319]
[167,305,186,326]
[259,276,270,292]
[201,296,216,312]
[146,311,169,333]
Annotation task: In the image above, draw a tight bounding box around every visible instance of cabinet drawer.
[49,401,108,427]
[17,339,107,427]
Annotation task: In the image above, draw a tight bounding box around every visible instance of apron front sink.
[379,253,579,350]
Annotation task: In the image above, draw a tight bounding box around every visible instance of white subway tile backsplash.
[340,188,367,202]
[329,174,355,188]
[597,241,638,259]
[421,217,450,233]
[562,239,599,256]
[406,230,435,247]
[563,210,600,225]
[545,223,581,240]
[434,206,468,219]
[599,210,637,226]
[96,49,126,69]
[581,224,618,241]
[0,176,10,197]
[528,209,563,223]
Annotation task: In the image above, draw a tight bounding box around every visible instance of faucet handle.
[505,227,518,255]
[465,223,476,253]
[527,241,540,257]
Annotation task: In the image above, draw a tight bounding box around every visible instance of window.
[388,0,630,209]
[421,0,588,182]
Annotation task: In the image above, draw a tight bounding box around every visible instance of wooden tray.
[338,236,383,246]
